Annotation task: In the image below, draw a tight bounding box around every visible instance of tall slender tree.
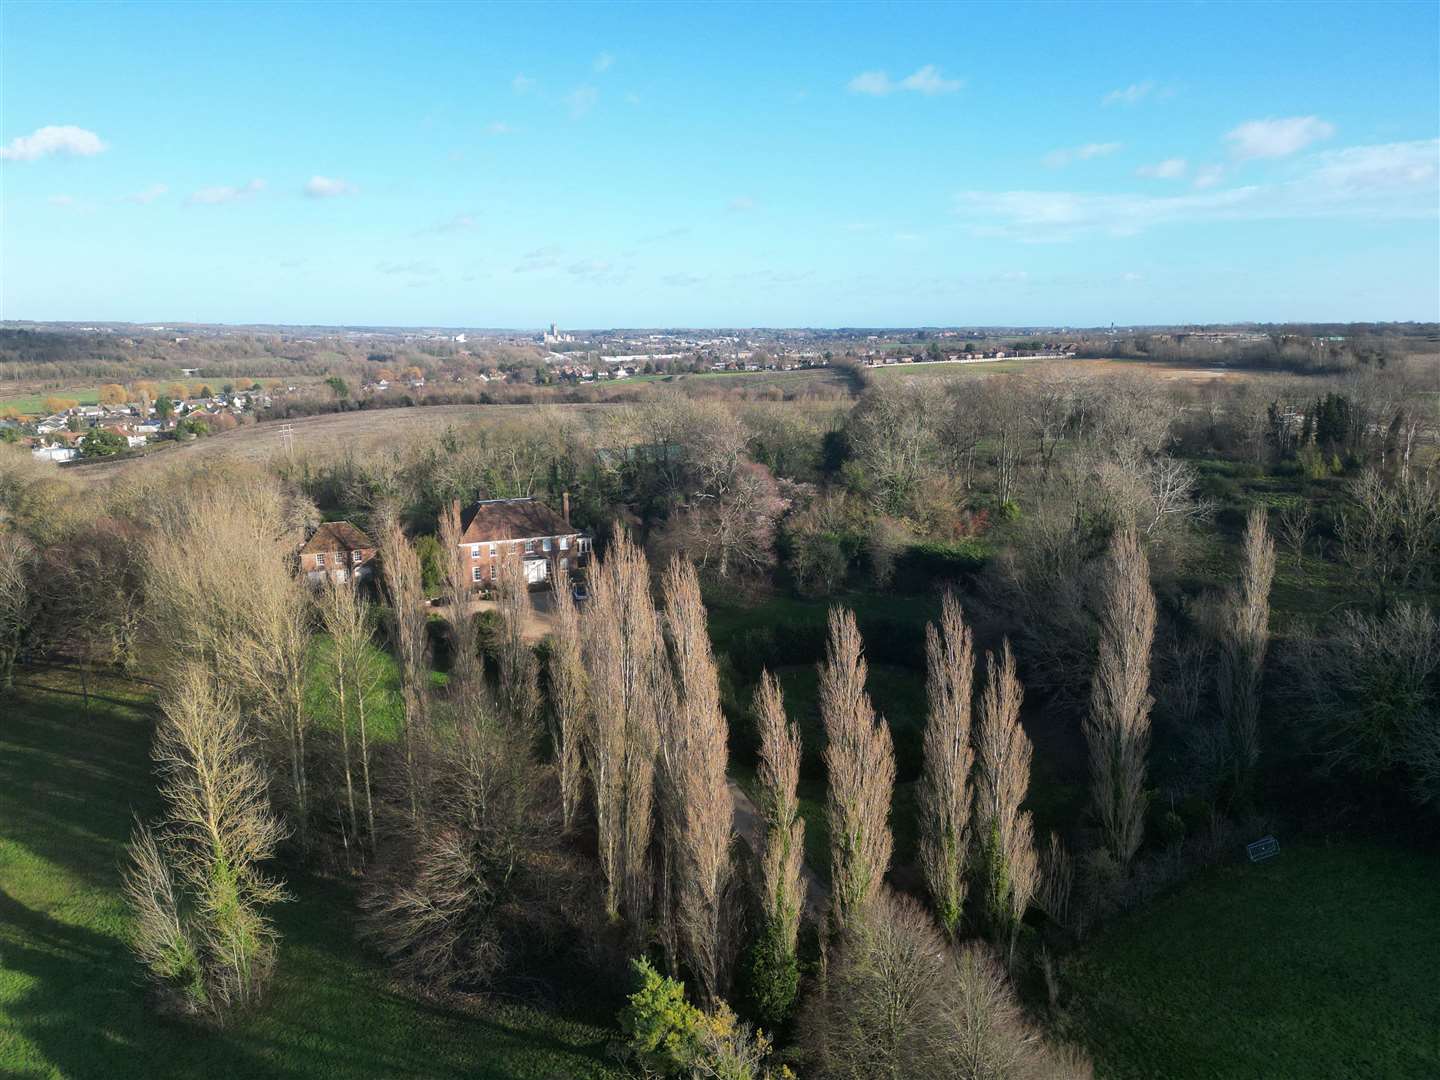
[547,566,587,833]
[319,579,382,855]
[820,607,895,929]
[1218,507,1275,800]
[123,663,288,1017]
[496,546,541,731]
[379,515,430,825]
[919,591,975,938]
[1085,525,1156,868]
[974,641,1037,955]
[658,557,734,1004]
[439,500,482,695]
[749,670,805,1025]
[581,530,663,925]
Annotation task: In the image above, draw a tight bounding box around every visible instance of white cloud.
[512,73,536,94]
[568,258,612,277]
[1043,141,1122,168]
[515,245,563,273]
[1192,164,1226,189]
[1123,272,1144,282]
[726,196,756,212]
[1225,116,1335,160]
[47,194,75,207]
[1137,157,1187,179]
[486,121,512,136]
[188,179,265,205]
[1103,81,1155,107]
[953,139,1438,241]
[565,85,598,118]
[662,272,707,287]
[899,64,964,95]
[848,64,963,96]
[593,51,615,73]
[423,212,479,235]
[0,124,107,162]
[304,175,357,198]
[125,183,169,204]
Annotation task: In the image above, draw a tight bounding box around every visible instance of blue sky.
[3,0,1437,328]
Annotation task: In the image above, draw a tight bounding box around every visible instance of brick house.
[299,521,378,585]
[454,496,589,588]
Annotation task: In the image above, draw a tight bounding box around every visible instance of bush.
[741,920,800,1029]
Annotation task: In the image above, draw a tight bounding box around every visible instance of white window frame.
[542,537,553,553]
[315,552,326,568]
[352,549,362,564]
[472,566,483,583]
[471,544,480,559]
[559,535,570,551]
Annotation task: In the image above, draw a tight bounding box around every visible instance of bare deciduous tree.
[582,529,664,925]
[657,557,735,1004]
[546,565,587,833]
[919,591,975,938]
[439,500,482,694]
[973,641,1037,954]
[0,532,31,690]
[319,579,382,855]
[1218,508,1275,797]
[1084,526,1156,868]
[750,670,806,1025]
[1277,500,1311,570]
[378,515,430,824]
[820,608,895,929]
[496,546,541,731]
[123,664,288,1018]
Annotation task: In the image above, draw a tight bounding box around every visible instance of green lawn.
[1065,841,1440,1079]
[0,388,101,416]
[0,667,620,1080]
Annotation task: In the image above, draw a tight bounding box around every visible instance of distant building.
[298,521,378,586]
[540,321,574,345]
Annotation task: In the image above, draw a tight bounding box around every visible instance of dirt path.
[727,778,828,919]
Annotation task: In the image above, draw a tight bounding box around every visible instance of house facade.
[455,496,588,587]
[299,521,378,585]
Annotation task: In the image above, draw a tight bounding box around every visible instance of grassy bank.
[0,667,620,1080]
[1065,841,1440,1079]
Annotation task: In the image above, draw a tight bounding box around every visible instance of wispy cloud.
[954,140,1438,242]
[188,179,265,205]
[1,124,107,161]
[514,245,562,273]
[848,64,964,96]
[512,73,536,94]
[1136,157,1187,179]
[420,212,479,235]
[1192,164,1226,189]
[377,259,437,277]
[486,121,512,136]
[47,194,76,207]
[568,258,612,278]
[1225,115,1335,160]
[726,195,756,212]
[304,175,357,198]
[593,51,615,73]
[662,271,707,287]
[1043,141,1122,168]
[125,183,169,204]
[565,85,598,118]
[1103,81,1156,107]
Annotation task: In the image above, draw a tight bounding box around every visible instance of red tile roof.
[300,520,377,555]
[458,498,571,543]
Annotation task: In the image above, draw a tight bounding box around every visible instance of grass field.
[0,388,101,416]
[1065,841,1440,1079]
[0,666,621,1080]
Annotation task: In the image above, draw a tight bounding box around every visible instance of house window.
[352,550,363,564]
[315,552,326,568]
[524,539,535,554]
[490,544,498,559]
[559,535,570,551]
[542,537,553,553]
[471,544,480,559]
[472,566,483,582]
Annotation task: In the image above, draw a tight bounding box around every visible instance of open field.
[0,667,621,1080]
[61,403,611,478]
[870,355,1279,383]
[628,366,852,392]
[1065,841,1440,1079]
[0,388,101,415]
